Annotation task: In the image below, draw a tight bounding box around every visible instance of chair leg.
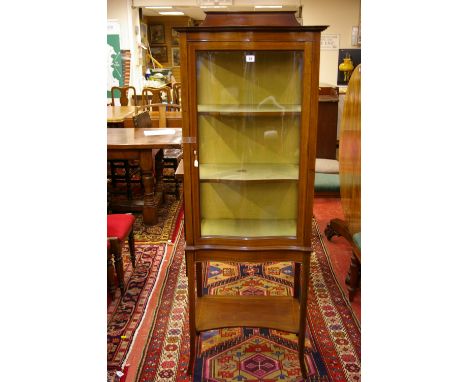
[107,246,116,299]
[111,239,125,294]
[128,230,136,268]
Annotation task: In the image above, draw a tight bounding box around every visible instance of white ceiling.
[140,1,300,20]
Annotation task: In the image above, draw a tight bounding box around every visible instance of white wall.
[107,0,144,91]
[107,0,132,49]
[302,0,361,86]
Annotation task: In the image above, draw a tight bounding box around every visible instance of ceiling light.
[254,5,283,9]
[158,11,185,15]
[145,6,173,9]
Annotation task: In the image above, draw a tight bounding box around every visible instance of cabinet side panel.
[179,32,195,244]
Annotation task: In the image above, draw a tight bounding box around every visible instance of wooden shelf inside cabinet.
[199,163,299,182]
[196,296,300,333]
[198,104,301,116]
[201,218,297,237]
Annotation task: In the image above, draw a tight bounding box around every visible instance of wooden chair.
[132,111,164,180]
[107,213,136,295]
[133,109,182,201]
[110,86,137,106]
[172,82,182,107]
[324,65,361,301]
[142,86,173,108]
[108,86,141,199]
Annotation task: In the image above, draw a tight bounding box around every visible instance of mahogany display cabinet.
[176,12,327,379]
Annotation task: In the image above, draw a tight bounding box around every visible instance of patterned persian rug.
[134,218,361,382]
[107,196,184,381]
[107,243,166,372]
[132,198,184,243]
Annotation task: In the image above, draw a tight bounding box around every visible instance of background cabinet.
[177,12,327,379]
[317,85,339,159]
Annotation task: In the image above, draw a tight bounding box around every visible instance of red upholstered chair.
[107,213,136,295]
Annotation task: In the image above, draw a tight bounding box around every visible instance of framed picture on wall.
[172,47,180,67]
[171,28,180,46]
[151,46,168,63]
[149,24,165,45]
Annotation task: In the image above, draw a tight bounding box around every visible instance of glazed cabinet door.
[188,43,312,244]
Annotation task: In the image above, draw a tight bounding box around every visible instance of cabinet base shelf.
[195,295,300,333]
[201,218,297,237]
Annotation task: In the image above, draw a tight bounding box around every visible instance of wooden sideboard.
[317,85,339,159]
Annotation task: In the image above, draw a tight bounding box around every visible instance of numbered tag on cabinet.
[246,55,255,63]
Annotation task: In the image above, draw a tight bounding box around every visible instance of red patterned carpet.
[132,218,360,382]
[107,197,184,382]
[107,243,167,371]
[108,197,361,381]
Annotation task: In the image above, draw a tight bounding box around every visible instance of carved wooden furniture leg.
[294,262,301,298]
[298,252,311,379]
[196,261,203,298]
[325,218,351,242]
[110,239,125,294]
[107,244,116,299]
[346,253,361,301]
[140,150,157,225]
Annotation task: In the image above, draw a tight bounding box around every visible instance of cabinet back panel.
[197,51,303,106]
[199,115,300,164]
[200,182,298,220]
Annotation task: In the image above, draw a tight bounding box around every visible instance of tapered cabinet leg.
[293,262,301,298]
[186,250,197,374]
[196,261,203,298]
[298,252,311,380]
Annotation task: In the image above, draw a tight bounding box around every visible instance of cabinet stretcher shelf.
[202,218,297,237]
[199,163,299,182]
[196,296,300,333]
[198,104,301,116]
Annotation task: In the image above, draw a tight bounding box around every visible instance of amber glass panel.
[196,51,303,237]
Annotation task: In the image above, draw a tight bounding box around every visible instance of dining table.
[123,110,182,128]
[107,105,137,125]
[107,105,182,128]
[107,127,182,225]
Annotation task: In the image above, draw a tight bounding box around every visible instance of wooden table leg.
[139,150,157,225]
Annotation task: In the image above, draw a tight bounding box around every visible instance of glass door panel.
[196,50,304,238]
